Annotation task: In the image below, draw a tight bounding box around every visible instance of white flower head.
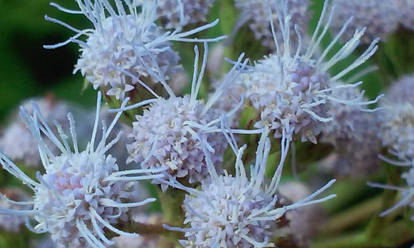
[114,43,251,190]
[45,0,225,100]
[233,0,310,50]
[0,92,164,248]
[163,128,336,247]
[330,0,399,44]
[379,75,414,162]
[157,0,215,29]
[242,0,382,144]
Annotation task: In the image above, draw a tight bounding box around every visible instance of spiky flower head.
[0,93,163,248]
[121,44,247,189]
[157,0,215,29]
[127,95,227,188]
[396,0,414,31]
[330,0,399,44]
[164,128,336,247]
[0,97,69,167]
[379,75,414,162]
[234,0,310,49]
[45,0,224,100]
[242,0,380,144]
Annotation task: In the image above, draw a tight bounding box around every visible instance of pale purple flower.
[45,0,225,100]
[118,44,249,190]
[164,128,336,247]
[242,0,381,144]
[127,95,227,188]
[0,93,164,248]
[330,0,399,44]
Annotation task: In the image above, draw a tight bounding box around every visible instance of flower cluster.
[165,129,336,247]
[0,93,163,247]
[46,0,224,100]
[120,44,248,189]
[242,0,380,144]
[2,0,410,247]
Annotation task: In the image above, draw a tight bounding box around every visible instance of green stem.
[312,232,369,248]
[321,175,382,214]
[319,196,383,236]
[156,187,186,245]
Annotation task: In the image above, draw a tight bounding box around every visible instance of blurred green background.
[0,0,98,122]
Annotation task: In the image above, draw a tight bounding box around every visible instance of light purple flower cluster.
[242,0,380,144]
[165,129,336,247]
[127,95,226,187]
[45,0,224,100]
[0,0,394,247]
[0,93,164,247]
